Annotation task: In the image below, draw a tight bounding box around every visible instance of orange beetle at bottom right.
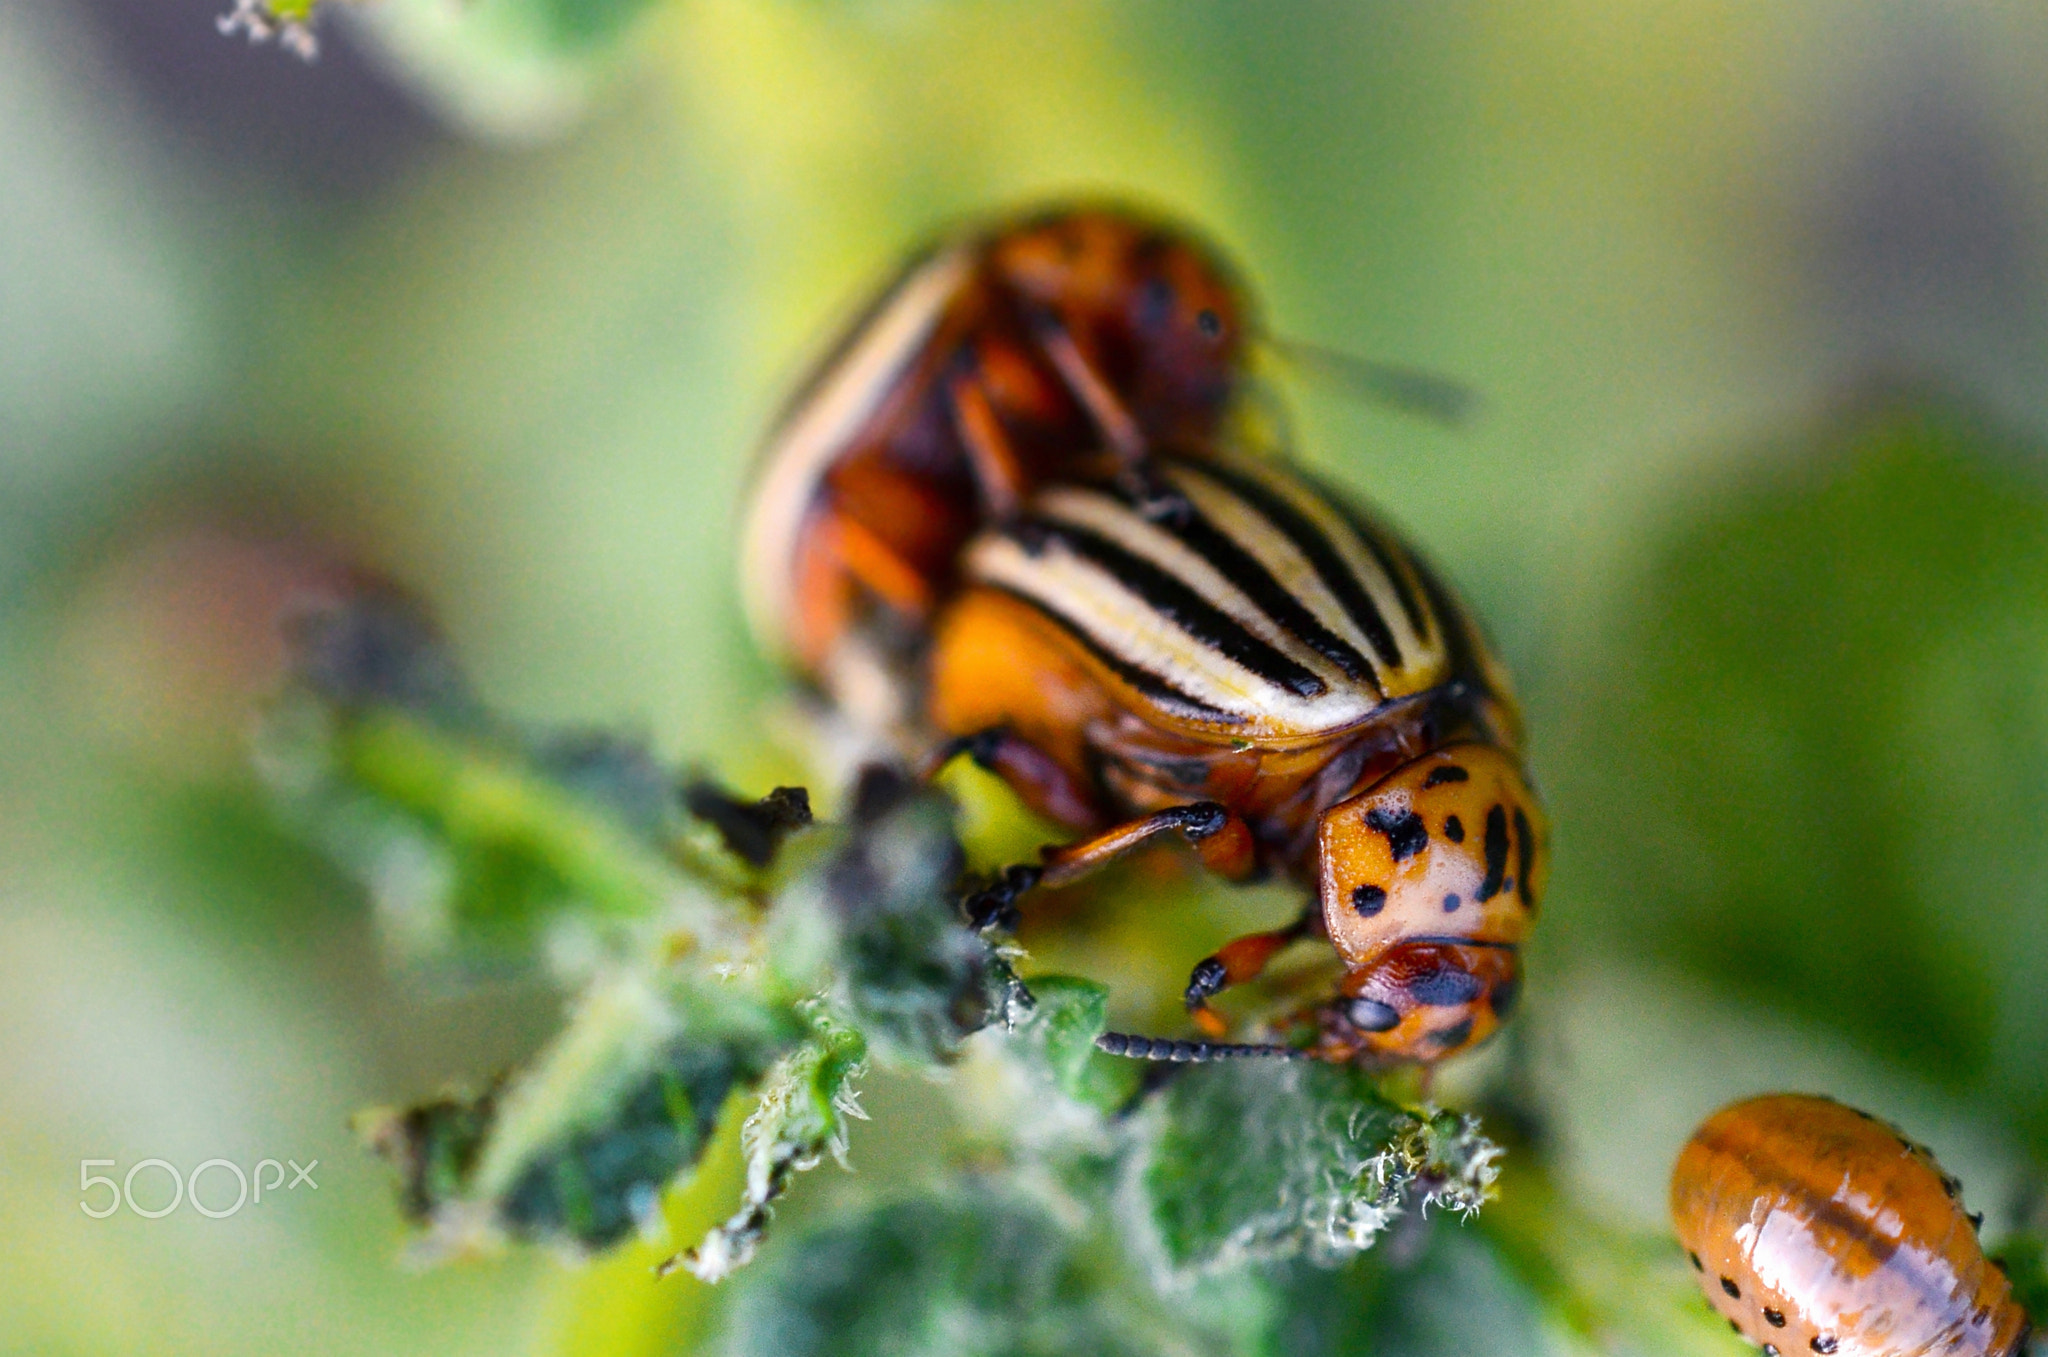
[1671,1094,2032,1357]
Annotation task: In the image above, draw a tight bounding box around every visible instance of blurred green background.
[8,2,2048,1353]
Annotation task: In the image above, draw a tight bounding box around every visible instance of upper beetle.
[740,205,1250,731]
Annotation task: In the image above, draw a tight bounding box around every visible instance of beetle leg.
[821,513,934,619]
[921,725,1102,828]
[1184,906,1317,1038]
[1036,802,1248,887]
[959,800,1251,934]
[1025,307,1146,465]
[948,373,1030,520]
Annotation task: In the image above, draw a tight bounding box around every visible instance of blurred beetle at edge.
[1671,1093,2031,1357]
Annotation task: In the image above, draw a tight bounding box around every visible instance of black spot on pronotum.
[1408,966,1483,1007]
[1513,806,1536,905]
[1444,814,1464,843]
[1351,884,1387,916]
[1721,1276,1741,1299]
[1442,893,1461,912]
[1347,997,1401,1031]
[1764,1309,1785,1328]
[1688,1251,1703,1271]
[1364,807,1429,862]
[1476,805,1509,901]
[1423,764,1469,788]
[1811,1338,1838,1354]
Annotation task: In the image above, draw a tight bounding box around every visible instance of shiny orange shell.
[1670,1094,2029,1357]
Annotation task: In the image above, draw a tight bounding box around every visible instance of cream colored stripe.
[1027,485,1348,688]
[1165,460,1380,678]
[738,246,975,657]
[964,534,1378,735]
[1196,455,1446,695]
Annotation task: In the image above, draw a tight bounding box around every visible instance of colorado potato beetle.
[922,444,1543,1064]
[740,205,1251,727]
[1671,1094,2031,1357]
[740,205,1539,1065]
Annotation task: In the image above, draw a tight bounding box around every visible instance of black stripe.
[1513,807,1536,906]
[1114,474,1378,686]
[984,584,1241,725]
[1010,515,1328,698]
[1175,456,1407,670]
[1477,805,1509,902]
[1311,474,1434,644]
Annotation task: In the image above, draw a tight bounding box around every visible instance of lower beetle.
[921,443,1544,1064]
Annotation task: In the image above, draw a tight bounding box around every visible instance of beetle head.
[991,207,1249,440]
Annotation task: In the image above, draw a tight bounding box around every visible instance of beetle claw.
[959,864,1042,932]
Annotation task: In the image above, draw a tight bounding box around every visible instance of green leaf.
[256,590,757,970]
[1003,974,1140,1112]
[756,770,1014,1065]
[1258,1221,1571,1357]
[1126,1058,1499,1281]
[670,1016,869,1282]
[717,1195,1151,1357]
[1554,399,2048,1128]
[357,974,805,1256]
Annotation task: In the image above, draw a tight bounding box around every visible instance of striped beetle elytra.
[740,204,1543,1065]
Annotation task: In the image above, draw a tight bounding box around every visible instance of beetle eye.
[1347,997,1401,1032]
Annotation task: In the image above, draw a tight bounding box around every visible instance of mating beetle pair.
[739,205,1544,1066]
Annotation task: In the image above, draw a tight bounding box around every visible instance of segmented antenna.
[1094,1031,1307,1062]
[1264,336,1479,427]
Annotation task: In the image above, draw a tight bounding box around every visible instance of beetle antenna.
[1094,1030,1307,1062]
[1262,335,1480,427]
